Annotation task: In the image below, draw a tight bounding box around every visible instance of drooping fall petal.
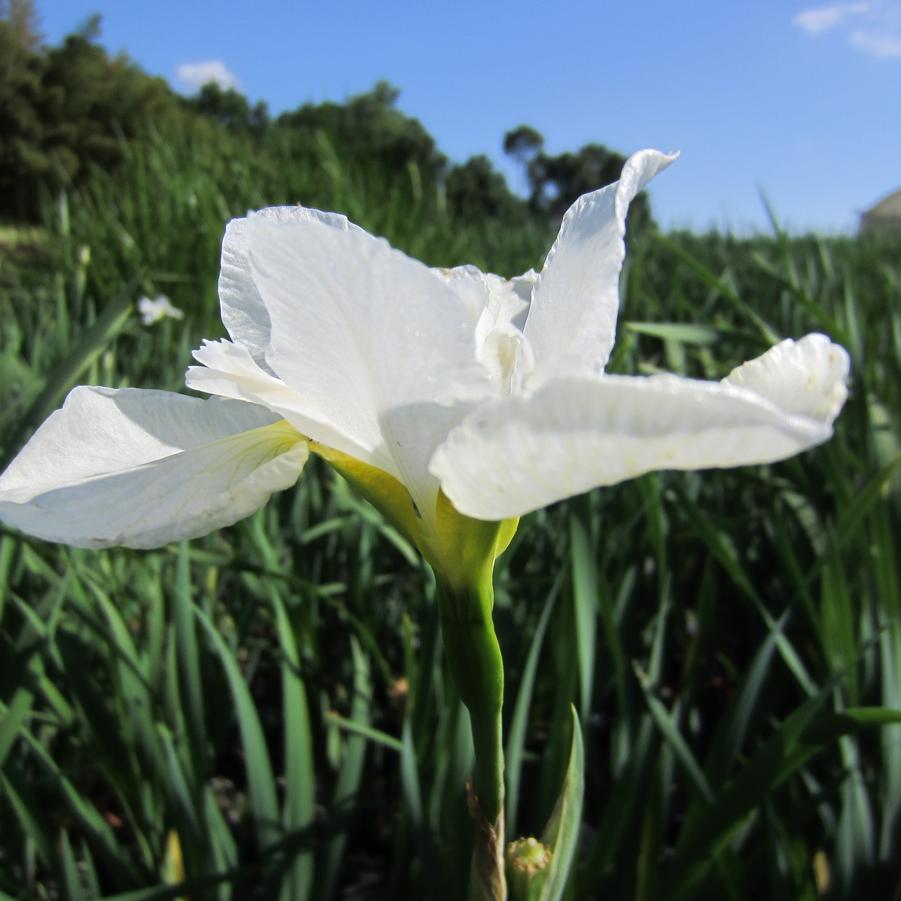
[430,335,849,521]
[0,387,307,548]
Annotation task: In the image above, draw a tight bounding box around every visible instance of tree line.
[0,4,652,232]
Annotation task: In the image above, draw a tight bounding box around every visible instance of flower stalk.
[437,577,507,900]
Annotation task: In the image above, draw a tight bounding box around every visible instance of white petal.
[523,149,678,385]
[723,334,849,424]
[432,265,534,332]
[379,398,479,525]
[431,366,844,521]
[432,265,536,394]
[0,387,308,548]
[219,206,364,367]
[186,338,288,406]
[186,338,373,463]
[246,214,491,513]
[431,265,494,327]
[479,270,534,337]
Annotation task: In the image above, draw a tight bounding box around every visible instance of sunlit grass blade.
[505,570,562,838]
[59,827,86,901]
[272,592,314,901]
[195,607,280,853]
[537,706,584,901]
[325,710,403,752]
[172,543,207,786]
[569,507,597,724]
[320,636,371,901]
[635,663,714,806]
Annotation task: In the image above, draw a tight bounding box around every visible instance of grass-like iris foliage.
[0,127,899,901]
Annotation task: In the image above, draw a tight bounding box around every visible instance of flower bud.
[506,835,552,899]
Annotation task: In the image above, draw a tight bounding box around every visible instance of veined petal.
[220,206,364,366]
[0,387,308,548]
[431,351,847,521]
[523,149,678,385]
[246,214,491,515]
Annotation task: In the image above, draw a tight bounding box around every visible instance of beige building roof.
[861,188,901,233]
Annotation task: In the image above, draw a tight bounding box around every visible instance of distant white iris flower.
[0,151,849,561]
[138,294,185,326]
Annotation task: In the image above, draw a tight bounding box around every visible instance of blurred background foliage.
[1,5,900,901]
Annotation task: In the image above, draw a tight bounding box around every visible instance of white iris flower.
[0,151,849,568]
[138,294,185,325]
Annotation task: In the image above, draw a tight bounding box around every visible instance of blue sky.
[40,0,901,233]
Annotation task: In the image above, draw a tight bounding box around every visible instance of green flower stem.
[440,616,504,820]
[437,577,507,901]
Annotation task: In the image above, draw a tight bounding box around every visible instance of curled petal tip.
[724,333,850,426]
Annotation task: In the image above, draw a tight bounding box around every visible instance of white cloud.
[176,60,238,91]
[850,28,901,54]
[793,1,901,58]
[793,3,870,35]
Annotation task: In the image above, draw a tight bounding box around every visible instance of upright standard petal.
[245,214,491,514]
[523,149,678,386]
[431,335,849,520]
[0,387,308,548]
[432,265,536,394]
[219,206,366,367]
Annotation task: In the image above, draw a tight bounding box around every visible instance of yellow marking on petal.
[215,419,308,476]
[308,439,519,589]
[309,441,421,549]
[263,418,309,452]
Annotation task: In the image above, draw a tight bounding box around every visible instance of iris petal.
[524,149,678,385]
[430,335,848,521]
[0,387,307,548]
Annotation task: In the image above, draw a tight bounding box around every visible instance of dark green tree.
[503,125,654,232]
[276,81,446,183]
[186,82,269,136]
[0,13,46,217]
[0,0,40,51]
[445,155,524,222]
[502,124,543,168]
[0,18,187,219]
[39,31,181,181]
